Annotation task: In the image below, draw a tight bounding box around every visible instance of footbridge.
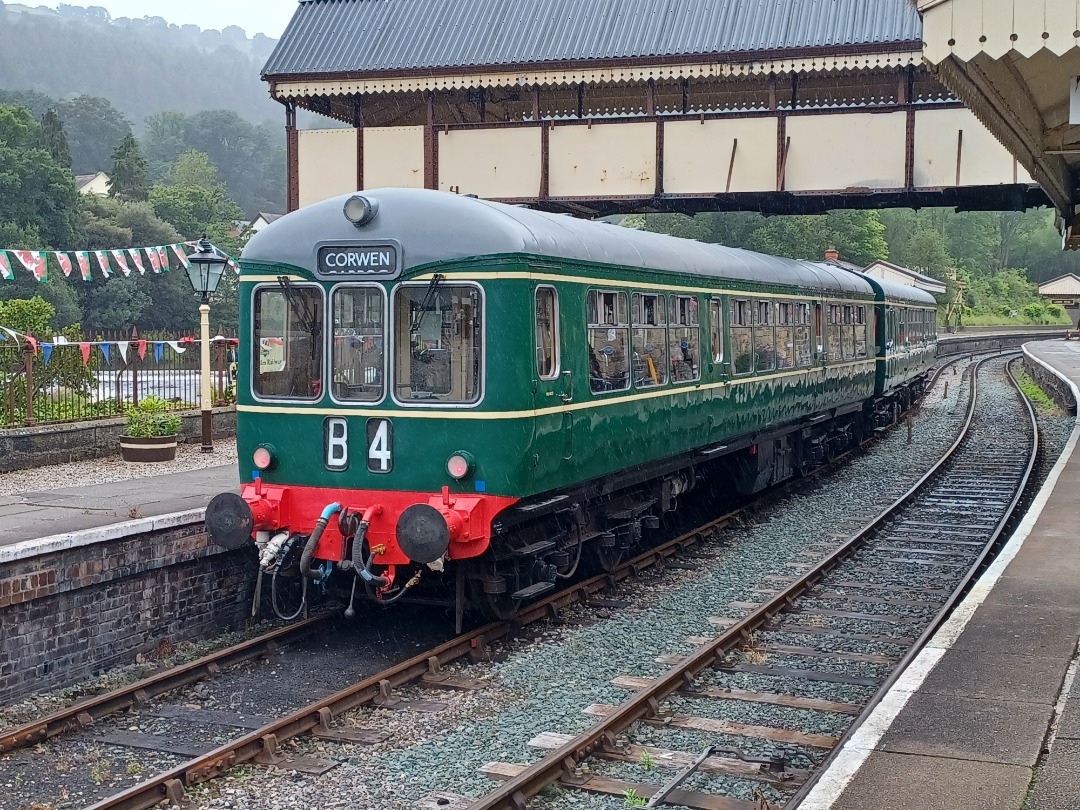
[263,0,1050,218]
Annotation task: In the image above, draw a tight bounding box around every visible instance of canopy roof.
[263,0,921,78]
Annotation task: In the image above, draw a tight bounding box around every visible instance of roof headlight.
[343,194,379,227]
[447,452,474,480]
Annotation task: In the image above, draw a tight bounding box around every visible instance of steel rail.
[785,354,1039,808]
[466,354,1018,810]
[0,614,329,755]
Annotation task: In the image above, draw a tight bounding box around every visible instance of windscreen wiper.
[409,273,444,334]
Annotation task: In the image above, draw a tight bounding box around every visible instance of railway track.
[468,353,1037,810]
[0,353,1004,810]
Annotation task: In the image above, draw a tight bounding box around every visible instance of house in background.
[75,172,110,197]
[860,259,947,297]
[249,212,284,233]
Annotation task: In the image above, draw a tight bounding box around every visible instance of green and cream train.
[206,188,937,621]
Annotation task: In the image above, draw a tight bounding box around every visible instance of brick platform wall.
[0,522,258,702]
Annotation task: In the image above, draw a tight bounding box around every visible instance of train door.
[533,285,573,461]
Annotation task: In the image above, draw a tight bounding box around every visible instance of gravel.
[0,438,238,497]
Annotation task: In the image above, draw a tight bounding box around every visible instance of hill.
[0,3,281,130]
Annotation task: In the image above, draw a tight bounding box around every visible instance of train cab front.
[206,477,517,611]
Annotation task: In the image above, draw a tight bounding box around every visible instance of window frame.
[535,285,561,381]
[250,281,327,404]
[668,293,701,384]
[389,280,486,409]
[631,291,668,389]
[587,287,631,395]
[327,283,388,406]
[730,298,754,376]
[709,297,724,364]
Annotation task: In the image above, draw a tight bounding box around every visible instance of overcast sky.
[38,1,301,38]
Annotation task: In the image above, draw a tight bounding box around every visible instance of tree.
[108,133,148,201]
[36,109,71,168]
[54,95,132,175]
[149,150,244,240]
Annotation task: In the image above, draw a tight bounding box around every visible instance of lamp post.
[185,237,227,453]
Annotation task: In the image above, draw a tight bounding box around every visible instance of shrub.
[124,395,181,437]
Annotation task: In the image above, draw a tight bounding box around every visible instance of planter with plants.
[120,396,182,462]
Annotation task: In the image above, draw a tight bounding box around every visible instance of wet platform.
[0,464,238,560]
[802,339,1080,810]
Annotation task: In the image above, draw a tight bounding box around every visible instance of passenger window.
[253,285,324,400]
[855,305,868,358]
[841,305,855,360]
[775,301,794,370]
[331,286,385,402]
[898,309,908,349]
[393,283,482,404]
[632,292,667,388]
[755,300,776,372]
[827,304,842,362]
[794,302,812,367]
[535,286,559,380]
[669,295,700,382]
[709,298,723,364]
[731,299,753,375]
[588,289,630,393]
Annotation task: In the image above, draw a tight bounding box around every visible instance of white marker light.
[447,452,473,479]
[253,446,273,470]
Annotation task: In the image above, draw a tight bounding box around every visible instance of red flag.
[56,253,74,277]
[136,339,147,360]
[79,342,91,365]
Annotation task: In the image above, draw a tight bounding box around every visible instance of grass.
[1012,366,1058,411]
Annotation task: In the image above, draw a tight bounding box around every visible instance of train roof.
[243,188,877,295]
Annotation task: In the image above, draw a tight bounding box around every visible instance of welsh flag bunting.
[147,248,163,274]
[56,253,74,278]
[12,250,47,282]
[0,252,12,281]
[157,246,172,272]
[75,252,92,281]
[127,248,146,275]
[170,243,191,270]
[111,250,131,277]
[95,251,111,278]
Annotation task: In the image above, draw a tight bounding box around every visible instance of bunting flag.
[56,253,74,278]
[0,326,18,342]
[111,250,131,277]
[95,251,112,278]
[166,340,186,355]
[117,341,129,363]
[154,341,163,363]
[12,250,47,282]
[127,248,146,275]
[75,252,92,281]
[0,241,239,281]
[136,339,147,360]
[79,342,91,364]
[100,343,110,363]
[42,343,53,364]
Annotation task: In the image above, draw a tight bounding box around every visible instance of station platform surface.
[802,339,1080,810]
[0,463,238,552]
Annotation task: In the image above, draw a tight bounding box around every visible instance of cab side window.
[535,286,559,380]
[587,289,629,393]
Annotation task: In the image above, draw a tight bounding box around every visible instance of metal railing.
[0,329,239,429]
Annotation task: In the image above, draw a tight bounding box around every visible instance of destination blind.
[317,244,399,277]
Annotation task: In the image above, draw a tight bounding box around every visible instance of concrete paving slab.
[1030,738,1080,810]
[830,750,1032,810]
[942,602,1080,659]
[985,570,1080,607]
[916,649,1070,705]
[0,465,238,548]
[1054,700,1080,740]
[879,692,1052,766]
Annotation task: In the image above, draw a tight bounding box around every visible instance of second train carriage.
[206,188,937,621]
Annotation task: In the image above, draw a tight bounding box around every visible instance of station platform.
[0,463,238,557]
[802,339,1080,810]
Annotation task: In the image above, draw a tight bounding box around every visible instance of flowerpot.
[120,434,179,463]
